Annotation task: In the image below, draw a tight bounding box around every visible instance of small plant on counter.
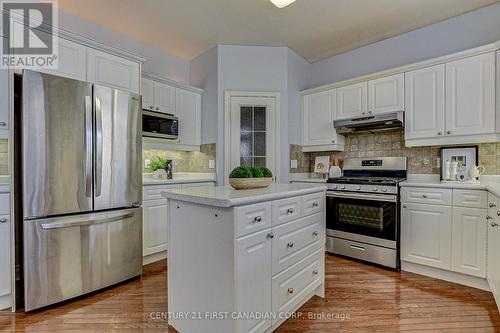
[250,167,264,178]
[228,166,273,190]
[148,156,169,171]
[258,167,273,178]
[229,166,253,178]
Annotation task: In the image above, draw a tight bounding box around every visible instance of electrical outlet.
[290,160,298,169]
[144,159,150,168]
[209,160,215,169]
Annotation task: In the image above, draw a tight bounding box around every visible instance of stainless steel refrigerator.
[20,70,142,311]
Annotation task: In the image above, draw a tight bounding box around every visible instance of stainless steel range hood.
[334,111,404,134]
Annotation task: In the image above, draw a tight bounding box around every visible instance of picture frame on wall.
[440,146,478,182]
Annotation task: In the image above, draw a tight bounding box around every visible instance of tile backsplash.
[0,139,7,175]
[291,129,500,175]
[143,143,216,173]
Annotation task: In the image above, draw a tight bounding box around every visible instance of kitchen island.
[162,183,327,333]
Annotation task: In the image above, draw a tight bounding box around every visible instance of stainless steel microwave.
[142,110,178,139]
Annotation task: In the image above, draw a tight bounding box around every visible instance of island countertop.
[161,182,327,207]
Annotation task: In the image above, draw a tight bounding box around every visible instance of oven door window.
[327,196,396,241]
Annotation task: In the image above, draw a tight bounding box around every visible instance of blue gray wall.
[309,2,500,88]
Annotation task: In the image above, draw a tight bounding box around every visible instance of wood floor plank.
[0,254,498,332]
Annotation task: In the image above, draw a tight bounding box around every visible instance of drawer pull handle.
[253,216,262,223]
[497,210,500,217]
[489,203,496,208]
[0,122,6,127]
[312,231,319,236]
[267,232,274,239]
[312,202,319,207]
[422,194,428,198]
[313,270,318,275]
[287,288,294,294]
[487,215,492,220]
[286,208,294,214]
[287,242,294,248]
[0,218,6,223]
[492,222,499,227]
[350,244,366,251]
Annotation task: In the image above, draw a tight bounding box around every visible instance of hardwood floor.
[1,254,499,332]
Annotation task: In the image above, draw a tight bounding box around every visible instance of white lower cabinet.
[487,194,500,311]
[401,202,452,269]
[236,229,273,333]
[143,199,169,256]
[451,207,487,278]
[0,192,10,310]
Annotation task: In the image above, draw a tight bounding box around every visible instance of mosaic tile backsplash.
[290,129,500,175]
[143,143,216,173]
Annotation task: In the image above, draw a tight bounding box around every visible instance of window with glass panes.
[240,106,266,167]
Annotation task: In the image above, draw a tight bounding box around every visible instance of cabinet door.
[401,203,452,269]
[87,48,140,93]
[154,82,176,115]
[143,199,168,256]
[141,78,155,111]
[337,82,367,119]
[0,66,9,130]
[236,229,272,333]
[445,52,495,136]
[368,73,404,114]
[0,214,10,299]
[177,88,201,146]
[451,207,487,277]
[487,211,500,307]
[302,90,337,146]
[405,65,445,140]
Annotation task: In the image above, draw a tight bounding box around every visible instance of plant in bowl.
[229,166,273,190]
[149,157,171,179]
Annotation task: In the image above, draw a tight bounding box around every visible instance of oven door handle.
[326,192,397,202]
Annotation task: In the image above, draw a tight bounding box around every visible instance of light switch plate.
[144,159,150,168]
[209,160,215,169]
[290,160,298,169]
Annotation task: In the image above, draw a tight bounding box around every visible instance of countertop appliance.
[142,110,178,140]
[326,157,407,269]
[20,70,142,311]
[334,111,403,134]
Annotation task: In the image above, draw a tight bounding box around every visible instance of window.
[240,106,266,167]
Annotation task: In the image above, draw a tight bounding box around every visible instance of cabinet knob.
[422,194,428,198]
[402,204,407,208]
[313,202,319,207]
[437,131,442,136]
[287,242,294,248]
[331,140,335,143]
[149,105,154,109]
[156,107,160,110]
[253,216,262,223]
[286,208,294,215]
[497,210,500,217]
[287,288,294,294]
[0,122,6,127]
[0,218,6,223]
[446,130,451,135]
[368,111,373,114]
[267,232,274,239]
[362,112,366,115]
[489,203,496,208]
[312,231,319,236]
[486,215,492,220]
[492,222,499,227]
[313,270,318,275]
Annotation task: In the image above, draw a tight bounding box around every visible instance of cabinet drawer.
[272,249,323,321]
[401,187,452,205]
[453,189,487,208]
[272,213,324,275]
[272,196,302,226]
[143,185,181,201]
[236,202,272,238]
[301,192,324,217]
[0,193,9,215]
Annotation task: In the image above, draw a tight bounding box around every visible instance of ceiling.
[57,0,499,62]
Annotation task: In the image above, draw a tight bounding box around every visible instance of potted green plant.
[149,157,173,179]
[229,166,273,190]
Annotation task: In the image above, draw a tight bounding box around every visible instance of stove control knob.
[381,188,387,192]
[340,185,346,190]
[373,187,378,192]
[356,186,361,191]
[333,185,338,190]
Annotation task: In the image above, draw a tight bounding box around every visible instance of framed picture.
[440,146,478,181]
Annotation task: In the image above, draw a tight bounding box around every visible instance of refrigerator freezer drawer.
[23,208,142,311]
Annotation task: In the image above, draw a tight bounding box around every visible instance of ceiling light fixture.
[270,0,296,8]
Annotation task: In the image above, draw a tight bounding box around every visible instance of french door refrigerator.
[21,70,142,311]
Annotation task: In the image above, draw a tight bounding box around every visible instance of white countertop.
[142,172,216,185]
[400,174,500,197]
[289,173,327,183]
[161,183,327,208]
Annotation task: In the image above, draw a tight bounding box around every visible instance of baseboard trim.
[143,251,167,265]
[401,261,490,291]
[0,294,11,311]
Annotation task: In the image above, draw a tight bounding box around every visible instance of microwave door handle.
[84,96,92,197]
[95,97,103,197]
[326,192,396,202]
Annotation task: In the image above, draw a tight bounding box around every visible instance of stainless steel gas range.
[326,157,407,269]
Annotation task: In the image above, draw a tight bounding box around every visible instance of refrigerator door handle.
[40,211,135,230]
[84,96,93,197]
[95,96,103,197]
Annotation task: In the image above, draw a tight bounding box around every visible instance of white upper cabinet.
[445,52,495,137]
[337,82,368,119]
[405,64,445,140]
[87,48,140,93]
[154,82,177,115]
[303,89,336,146]
[141,78,155,110]
[451,207,487,278]
[39,35,87,81]
[368,73,404,114]
[177,88,201,146]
